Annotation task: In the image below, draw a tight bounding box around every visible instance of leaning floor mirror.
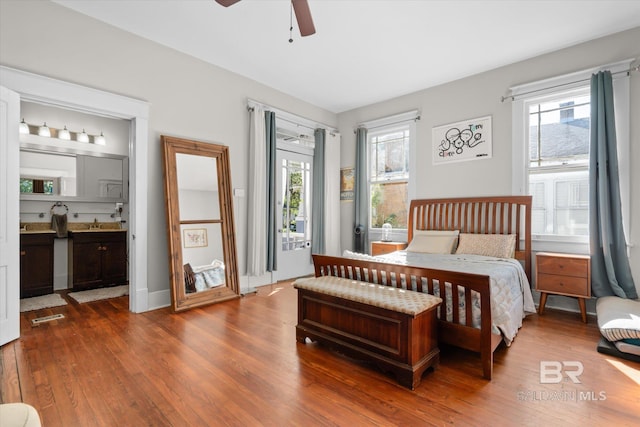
[162,135,240,312]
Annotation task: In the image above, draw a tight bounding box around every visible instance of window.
[512,60,632,249]
[527,90,590,238]
[369,126,410,229]
[20,177,56,194]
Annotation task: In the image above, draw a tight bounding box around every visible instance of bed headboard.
[408,196,532,281]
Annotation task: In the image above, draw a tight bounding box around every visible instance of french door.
[273,149,314,281]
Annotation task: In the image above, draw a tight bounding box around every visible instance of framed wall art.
[432,115,492,164]
[340,167,354,201]
[183,228,208,248]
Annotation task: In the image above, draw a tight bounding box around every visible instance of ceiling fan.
[215,0,316,37]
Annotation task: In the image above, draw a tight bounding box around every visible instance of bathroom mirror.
[162,135,240,312]
[19,149,128,202]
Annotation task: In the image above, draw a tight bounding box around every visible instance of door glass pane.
[280,158,310,251]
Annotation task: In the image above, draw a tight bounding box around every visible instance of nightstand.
[371,241,408,256]
[536,252,591,323]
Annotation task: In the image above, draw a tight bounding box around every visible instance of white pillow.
[406,230,459,254]
[455,233,516,258]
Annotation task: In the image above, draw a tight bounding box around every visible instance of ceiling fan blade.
[215,0,241,7]
[292,0,316,37]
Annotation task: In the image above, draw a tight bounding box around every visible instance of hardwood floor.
[2,282,639,426]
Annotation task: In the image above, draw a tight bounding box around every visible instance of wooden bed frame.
[315,195,532,380]
[408,196,532,281]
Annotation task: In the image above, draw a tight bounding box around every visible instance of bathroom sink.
[68,228,127,233]
[20,222,56,234]
[20,229,56,234]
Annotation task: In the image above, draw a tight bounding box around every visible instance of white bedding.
[192,260,226,291]
[342,250,536,346]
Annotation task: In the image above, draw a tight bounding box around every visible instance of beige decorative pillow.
[455,233,516,258]
[406,230,459,254]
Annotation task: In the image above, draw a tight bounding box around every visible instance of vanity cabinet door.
[101,234,127,285]
[68,231,127,291]
[70,239,103,290]
[20,233,55,298]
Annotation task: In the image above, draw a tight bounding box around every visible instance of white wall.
[0,1,336,296]
[338,27,640,301]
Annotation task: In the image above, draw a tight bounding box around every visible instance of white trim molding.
[0,66,151,313]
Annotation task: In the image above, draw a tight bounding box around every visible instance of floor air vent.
[31,313,65,325]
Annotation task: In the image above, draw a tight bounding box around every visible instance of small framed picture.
[183,228,208,248]
[340,167,354,201]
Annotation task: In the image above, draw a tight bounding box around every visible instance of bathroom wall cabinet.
[20,232,55,298]
[68,230,127,291]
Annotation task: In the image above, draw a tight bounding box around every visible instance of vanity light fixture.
[77,128,89,143]
[38,122,51,137]
[94,131,106,146]
[19,118,30,134]
[58,125,71,140]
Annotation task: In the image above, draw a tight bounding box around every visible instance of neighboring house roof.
[529,118,589,162]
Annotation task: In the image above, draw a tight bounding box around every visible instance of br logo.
[540,361,584,384]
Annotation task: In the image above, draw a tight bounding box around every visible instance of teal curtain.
[265,111,277,272]
[354,127,369,253]
[589,71,637,298]
[312,128,325,255]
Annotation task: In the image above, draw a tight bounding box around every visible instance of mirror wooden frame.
[162,135,240,312]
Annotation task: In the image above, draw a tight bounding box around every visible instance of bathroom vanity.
[68,229,127,291]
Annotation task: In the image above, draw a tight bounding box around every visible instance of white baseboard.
[242,273,274,295]
[53,273,68,291]
[143,275,276,311]
[146,288,170,311]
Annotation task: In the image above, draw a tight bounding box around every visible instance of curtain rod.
[246,98,338,134]
[276,116,316,134]
[354,115,421,134]
[501,65,639,103]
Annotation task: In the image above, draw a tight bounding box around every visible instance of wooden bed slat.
[408,196,532,282]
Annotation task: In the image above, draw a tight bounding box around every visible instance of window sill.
[531,237,589,255]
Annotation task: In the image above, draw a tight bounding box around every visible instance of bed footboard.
[312,254,498,379]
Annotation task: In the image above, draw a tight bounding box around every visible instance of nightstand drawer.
[371,241,407,256]
[537,254,588,277]
[537,273,589,297]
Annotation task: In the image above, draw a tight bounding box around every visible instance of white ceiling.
[53,0,640,113]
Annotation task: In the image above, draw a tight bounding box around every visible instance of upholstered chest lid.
[294,276,442,316]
